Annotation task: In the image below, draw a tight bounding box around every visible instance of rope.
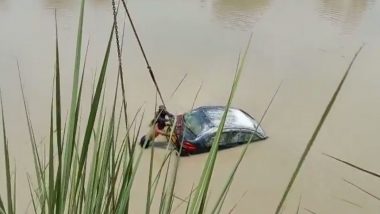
[120,0,166,107]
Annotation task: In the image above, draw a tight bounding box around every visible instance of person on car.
[153,105,174,135]
[140,105,174,148]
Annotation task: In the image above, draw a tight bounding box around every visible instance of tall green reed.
[188,35,253,214]
[0,91,15,214]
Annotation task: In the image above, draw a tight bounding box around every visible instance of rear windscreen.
[183,110,211,136]
[203,108,255,130]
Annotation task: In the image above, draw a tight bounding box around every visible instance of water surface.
[0,0,379,213]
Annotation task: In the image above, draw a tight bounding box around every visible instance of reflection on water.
[0,0,8,11]
[212,0,270,30]
[318,0,374,32]
[42,0,75,8]
[42,0,108,10]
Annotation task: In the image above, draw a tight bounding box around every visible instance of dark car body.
[174,106,267,154]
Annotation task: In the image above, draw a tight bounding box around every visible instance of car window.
[231,132,260,144]
[230,132,241,144]
[206,131,262,147]
[206,132,231,147]
[183,127,196,140]
[184,110,211,136]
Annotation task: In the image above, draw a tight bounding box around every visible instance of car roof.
[190,106,263,133]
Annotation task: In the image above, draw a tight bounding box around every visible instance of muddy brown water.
[1,0,380,213]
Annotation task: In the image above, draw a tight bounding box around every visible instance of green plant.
[0,90,16,214]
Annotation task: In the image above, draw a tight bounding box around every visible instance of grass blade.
[191,83,203,110]
[104,121,128,213]
[149,151,172,205]
[304,208,317,214]
[159,154,172,214]
[12,167,16,214]
[93,111,116,214]
[275,45,364,213]
[0,91,14,214]
[227,191,247,214]
[115,112,145,213]
[333,196,362,208]
[211,81,281,214]
[54,9,64,213]
[48,89,55,214]
[68,36,90,213]
[94,60,120,214]
[0,196,5,214]
[74,26,114,199]
[67,54,87,212]
[189,35,252,214]
[18,61,48,209]
[296,195,302,214]
[162,118,180,214]
[120,0,166,106]
[116,113,156,214]
[323,153,380,178]
[184,184,195,213]
[343,179,380,201]
[169,73,188,98]
[162,159,179,214]
[0,201,4,214]
[60,0,87,209]
[145,146,155,214]
[27,176,38,214]
[85,115,107,214]
[55,9,62,161]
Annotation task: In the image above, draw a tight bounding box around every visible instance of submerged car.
[175,106,267,154]
[141,106,267,155]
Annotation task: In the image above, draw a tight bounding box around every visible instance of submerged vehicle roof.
[184,106,265,137]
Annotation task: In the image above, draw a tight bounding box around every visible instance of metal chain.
[112,0,123,68]
[111,0,131,152]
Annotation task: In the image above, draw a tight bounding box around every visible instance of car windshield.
[184,110,210,136]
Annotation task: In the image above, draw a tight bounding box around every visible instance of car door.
[218,131,254,147]
[205,132,231,147]
[232,131,261,144]
[205,131,262,148]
